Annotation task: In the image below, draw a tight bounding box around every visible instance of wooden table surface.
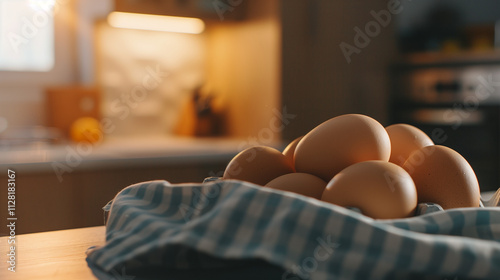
[0,226,105,280]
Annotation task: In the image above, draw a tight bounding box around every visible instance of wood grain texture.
[281,0,398,140]
[0,226,105,280]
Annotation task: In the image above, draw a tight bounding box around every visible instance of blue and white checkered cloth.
[86,179,500,280]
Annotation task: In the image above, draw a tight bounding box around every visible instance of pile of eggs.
[222,114,481,219]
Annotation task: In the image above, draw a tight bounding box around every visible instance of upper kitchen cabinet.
[114,0,248,21]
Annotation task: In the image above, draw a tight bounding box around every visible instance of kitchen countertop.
[0,226,105,280]
[0,136,282,173]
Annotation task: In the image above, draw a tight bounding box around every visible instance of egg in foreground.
[402,145,480,209]
[321,160,418,219]
[265,172,327,199]
[386,123,434,166]
[223,146,294,186]
[294,114,391,182]
[282,136,303,169]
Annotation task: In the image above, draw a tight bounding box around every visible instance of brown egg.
[223,146,294,186]
[282,136,303,169]
[386,124,434,166]
[294,114,391,182]
[265,173,327,199]
[321,161,417,219]
[402,145,480,209]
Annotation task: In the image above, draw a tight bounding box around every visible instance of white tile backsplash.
[95,23,207,137]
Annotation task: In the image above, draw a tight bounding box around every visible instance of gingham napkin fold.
[86,179,500,280]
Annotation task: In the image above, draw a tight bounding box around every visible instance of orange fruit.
[70,117,102,143]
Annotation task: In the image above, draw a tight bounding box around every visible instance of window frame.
[0,0,77,87]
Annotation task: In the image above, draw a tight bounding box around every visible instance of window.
[0,0,55,72]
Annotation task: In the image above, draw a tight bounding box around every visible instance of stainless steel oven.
[390,60,500,191]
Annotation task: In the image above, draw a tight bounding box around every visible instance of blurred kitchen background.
[1,0,500,234]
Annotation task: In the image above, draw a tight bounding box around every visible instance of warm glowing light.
[0,0,55,71]
[107,12,205,34]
